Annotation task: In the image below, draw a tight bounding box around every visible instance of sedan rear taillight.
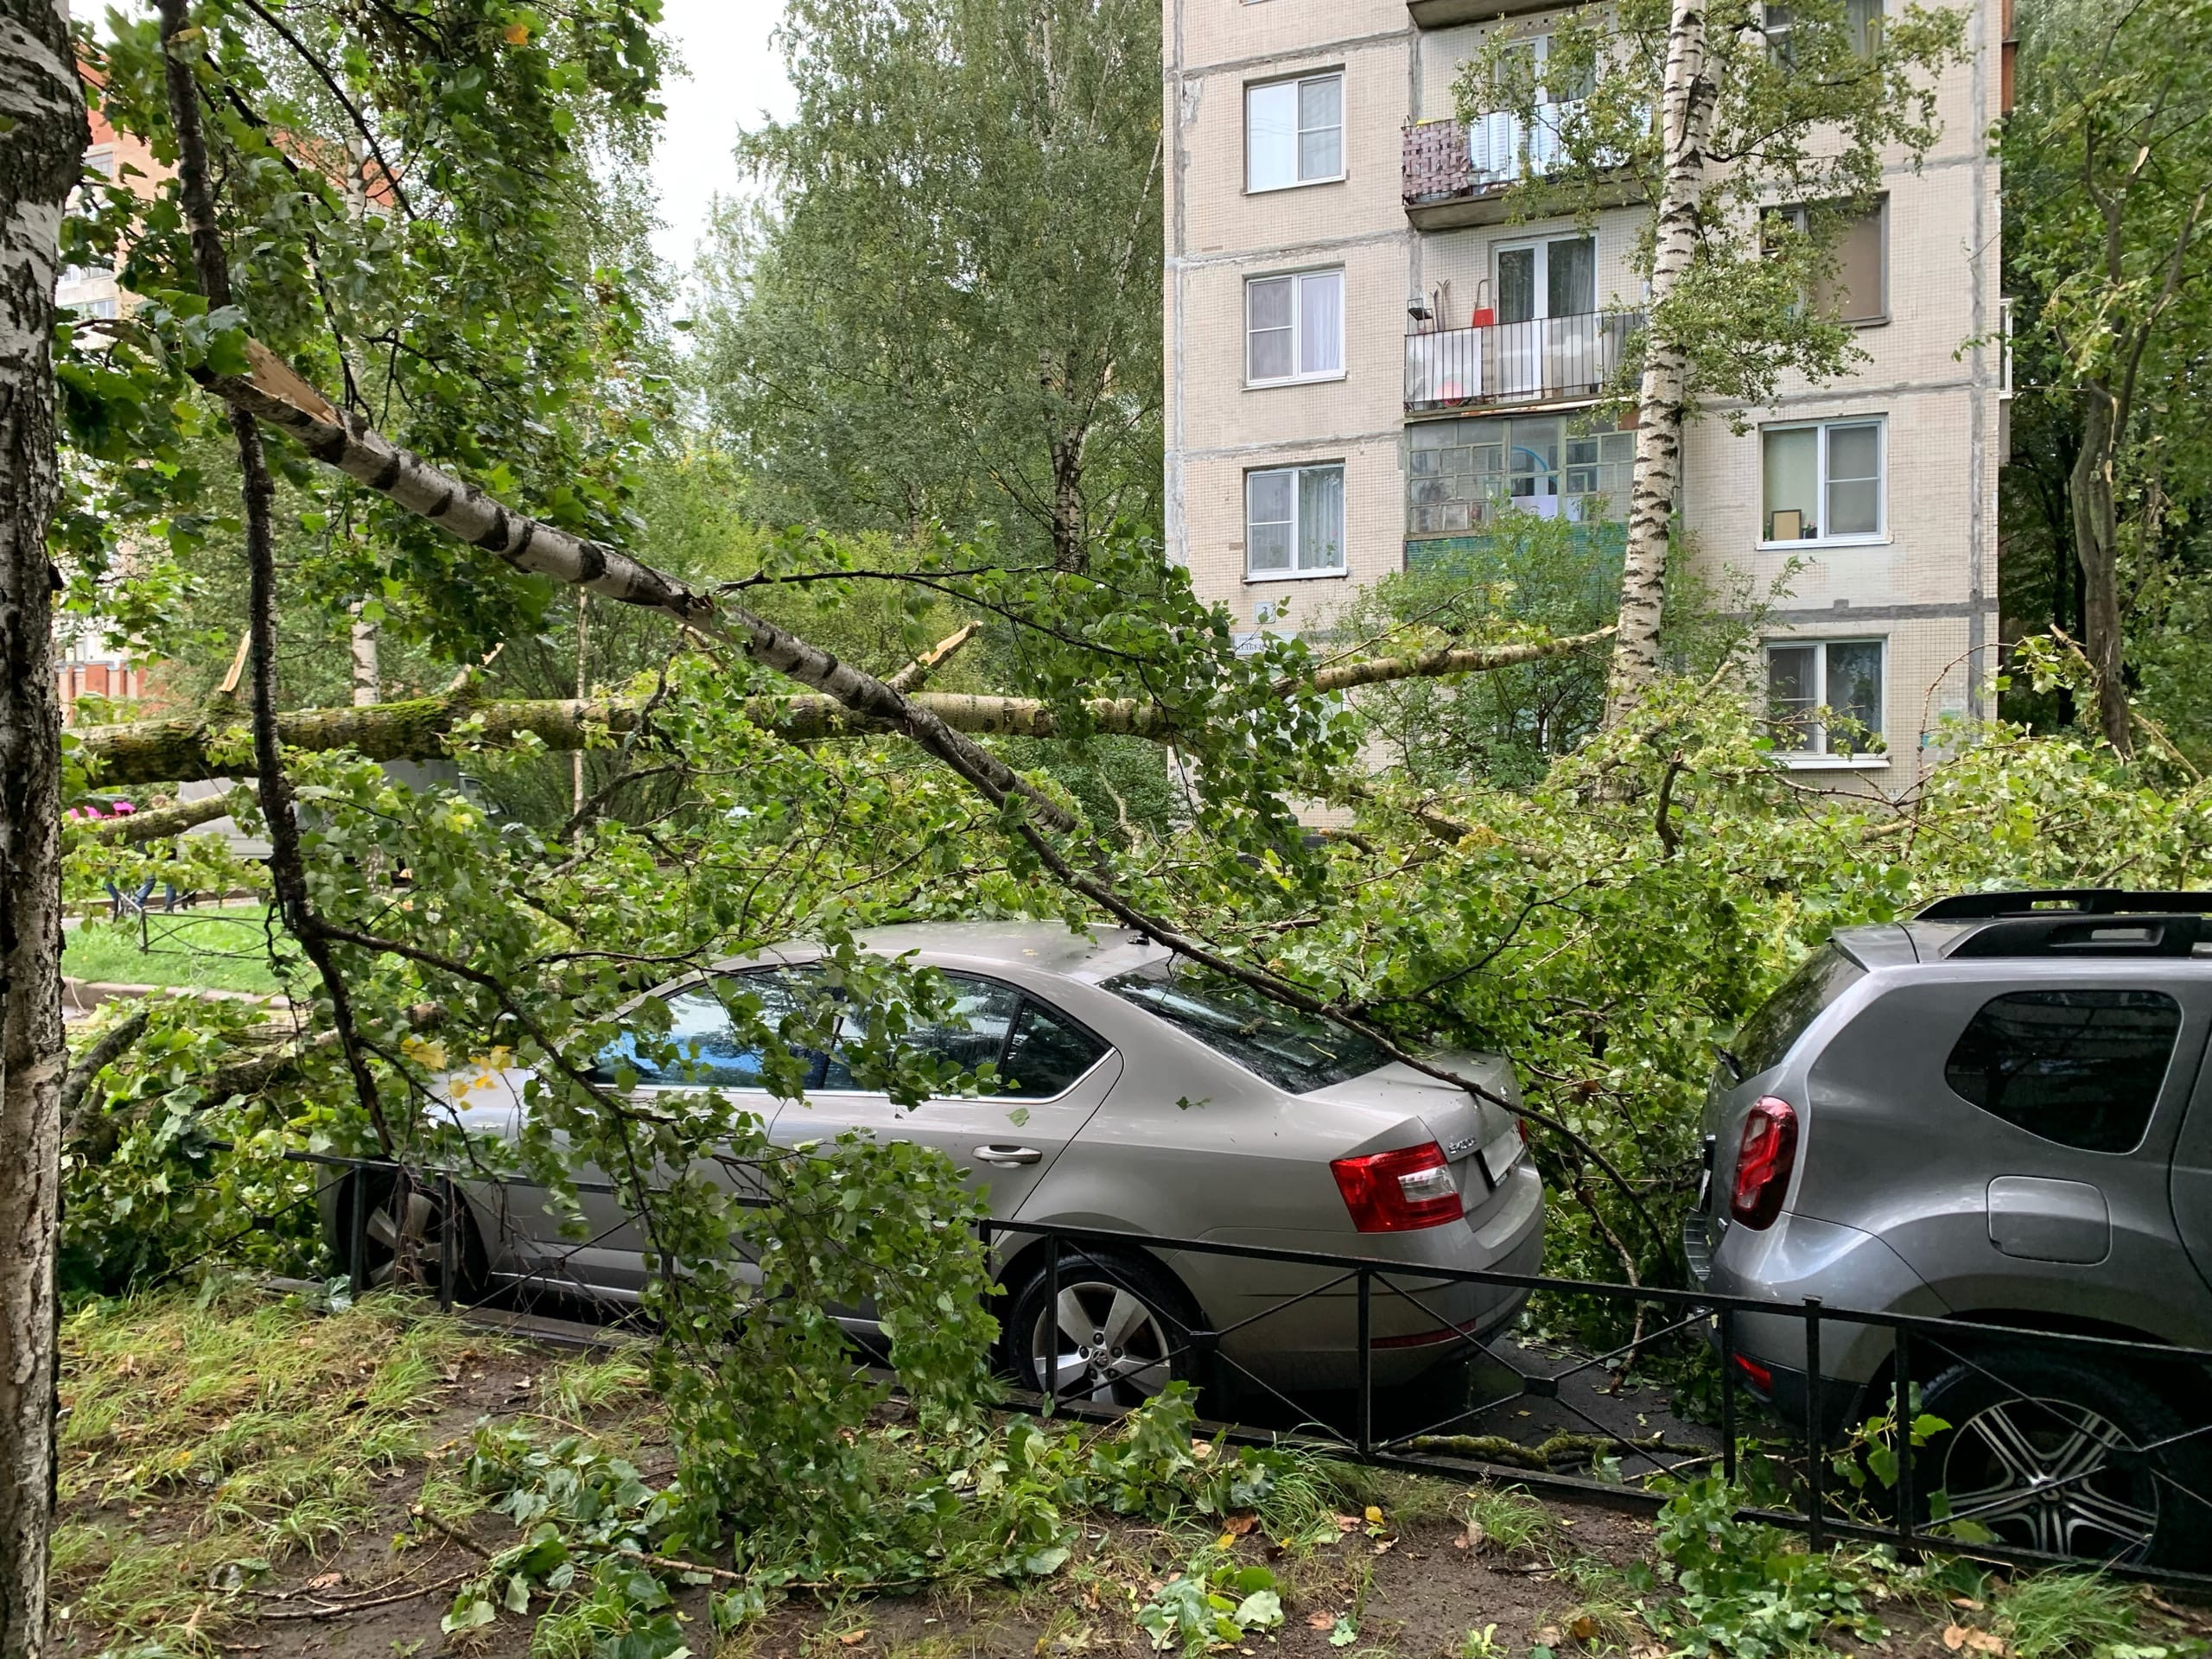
[1332,1143,1464,1232]
[1729,1096,1798,1230]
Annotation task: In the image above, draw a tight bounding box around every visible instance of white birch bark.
[1604,0,1721,722]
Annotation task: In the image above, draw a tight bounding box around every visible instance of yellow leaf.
[1363,1505,1384,1524]
[1217,1533,1236,1551]
[505,22,531,44]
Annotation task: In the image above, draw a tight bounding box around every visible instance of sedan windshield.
[1103,963,1388,1094]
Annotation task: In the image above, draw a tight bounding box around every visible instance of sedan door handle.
[973,1143,1043,1166]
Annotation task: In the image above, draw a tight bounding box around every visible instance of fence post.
[1891,1325,1916,1546]
[1357,1268,1373,1459]
[1041,1236,1060,1421]
[1718,1306,1738,1487]
[347,1163,371,1298]
[1803,1298,1825,1551]
[438,1174,457,1313]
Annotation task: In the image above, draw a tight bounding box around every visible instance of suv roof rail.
[1917,889,2212,920]
[1944,912,2209,958]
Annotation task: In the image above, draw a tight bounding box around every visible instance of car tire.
[342,1169,488,1306]
[1004,1249,1199,1409]
[1914,1345,2212,1570]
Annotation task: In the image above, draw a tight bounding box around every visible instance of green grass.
[54,1289,506,1653]
[63,905,299,994]
[1990,1573,2149,1659]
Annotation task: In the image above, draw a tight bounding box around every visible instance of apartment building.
[1163,0,2007,777]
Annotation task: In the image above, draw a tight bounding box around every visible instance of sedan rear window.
[1733,944,1866,1078]
[1944,989,2181,1153]
[1103,963,1387,1094]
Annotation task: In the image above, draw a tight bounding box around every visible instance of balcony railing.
[1405,310,1643,414]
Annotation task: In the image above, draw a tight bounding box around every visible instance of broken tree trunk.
[73,630,1614,790]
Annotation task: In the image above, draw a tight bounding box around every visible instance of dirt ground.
[48,1297,2212,1659]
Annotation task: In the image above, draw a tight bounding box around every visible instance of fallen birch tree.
[73,632,1614,788]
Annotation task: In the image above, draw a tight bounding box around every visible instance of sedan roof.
[854,919,1169,984]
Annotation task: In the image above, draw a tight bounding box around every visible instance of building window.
[1247,73,1344,192]
[1246,270,1344,384]
[1761,416,1884,543]
[1765,639,1885,756]
[1766,0,1882,60]
[1768,199,1886,323]
[1407,414,1632,537]
[1247,463,1345,578]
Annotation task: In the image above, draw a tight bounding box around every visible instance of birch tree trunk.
[1603,0,1721,722]
[0,5,90,1653]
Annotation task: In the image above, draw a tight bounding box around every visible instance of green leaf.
[1232,1590,1283,1631]
[441,1598,496,1634]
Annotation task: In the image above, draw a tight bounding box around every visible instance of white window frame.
[1758,416,1887,549]
[1764,637,1890,766]
[1244,72,1346,194]
[1244,461,1348,582]
[1491,232,1599,321]
[1244,267,1345,386]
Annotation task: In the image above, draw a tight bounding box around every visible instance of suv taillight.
[1729,1097,1798,1230]
[1332,1143,1465,1232]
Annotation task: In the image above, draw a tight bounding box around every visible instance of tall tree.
[1452,0,1966,715]
[0,6,91,1650]
[2005,0,2212,755]
[696,0,1162,572]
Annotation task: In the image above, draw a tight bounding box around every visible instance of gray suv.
[1686,890,2212,1564]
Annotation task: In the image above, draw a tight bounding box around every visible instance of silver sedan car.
[340,923,1545,1401]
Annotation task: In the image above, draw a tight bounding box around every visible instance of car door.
[776,973,1120,1208]
[2165,1019,2212,1318]
[499,969,814,1300]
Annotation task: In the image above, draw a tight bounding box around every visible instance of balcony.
[1409,0,1567,23]
[1404,311,1643,415]
[1402,108,1641,229]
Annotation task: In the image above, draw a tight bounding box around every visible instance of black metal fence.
[270,1153,2212,1588]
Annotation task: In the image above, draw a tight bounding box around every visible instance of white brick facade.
[1165,0,2004,778]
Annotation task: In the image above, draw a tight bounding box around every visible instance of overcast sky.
[649,0,799,280]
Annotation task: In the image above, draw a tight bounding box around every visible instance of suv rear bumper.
[1685,1207,1942,1440]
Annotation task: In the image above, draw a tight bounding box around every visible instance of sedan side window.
[1943,989,2183,1154]
[593,971,818,1090]
[820,974,1023,1090]
[1002,1001,1109,1098]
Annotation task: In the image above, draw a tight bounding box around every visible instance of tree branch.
[188,347,1670,1258]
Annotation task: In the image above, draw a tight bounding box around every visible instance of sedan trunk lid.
[1303,1049,1526,1219]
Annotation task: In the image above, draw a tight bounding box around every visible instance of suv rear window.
[1733,945,1866,1077]
[1103,963,1388,1094]
[1944,989,2182,1153]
